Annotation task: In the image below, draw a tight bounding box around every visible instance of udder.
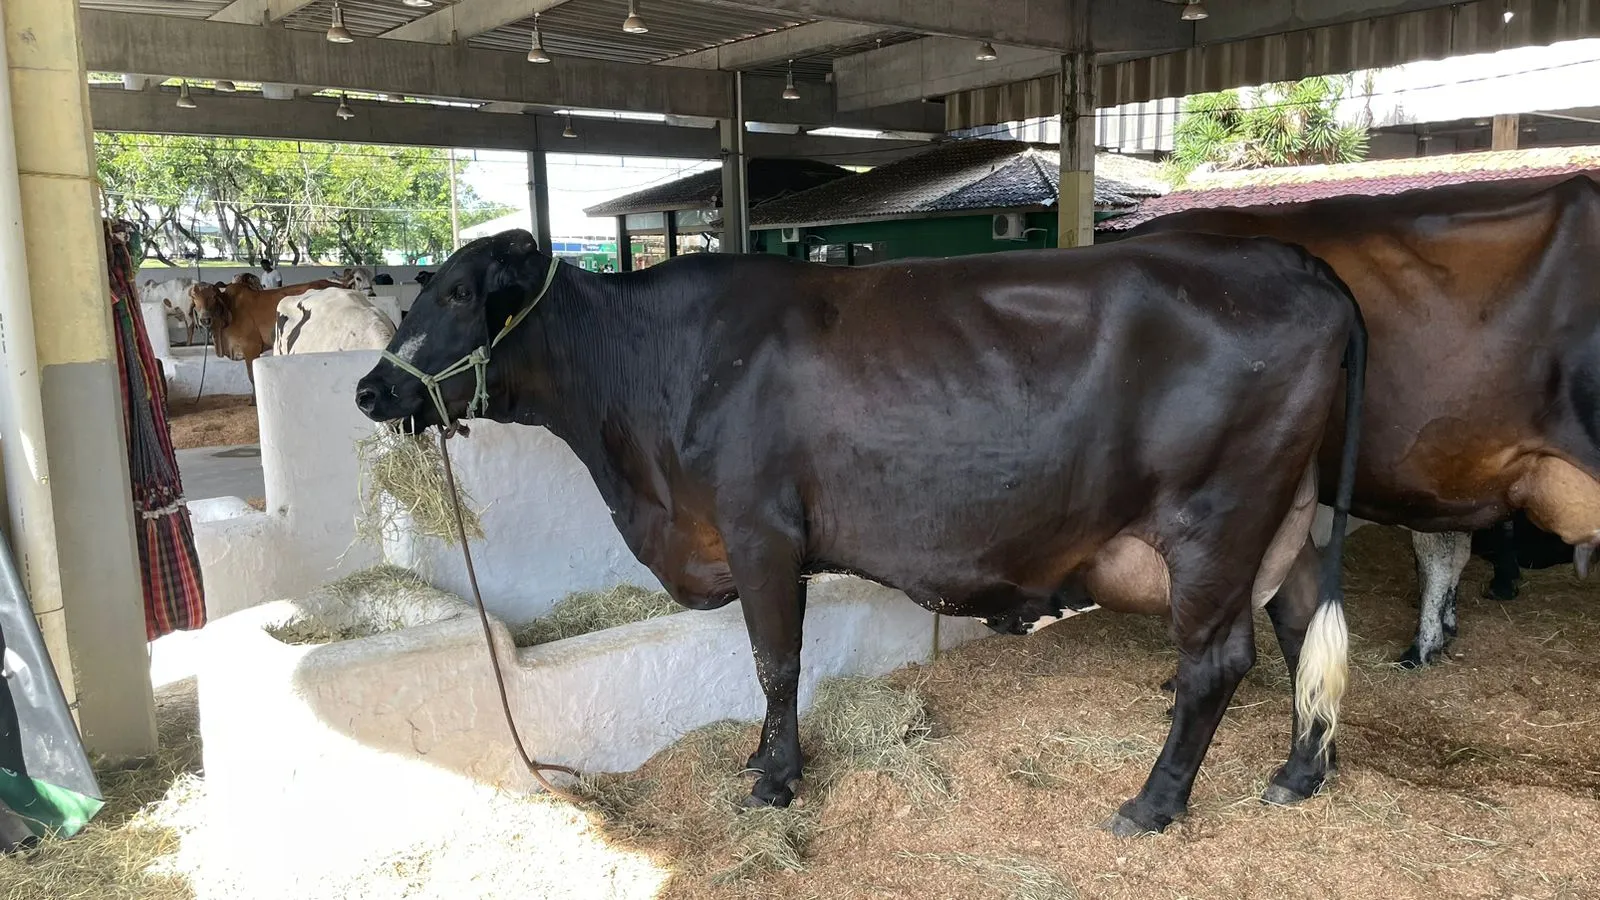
[1509,454,1600,552]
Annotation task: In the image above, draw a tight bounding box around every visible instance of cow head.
[356,229,550,429]
[190,282,233,329]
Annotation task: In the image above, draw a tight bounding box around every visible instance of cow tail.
[1295,259,1366,758]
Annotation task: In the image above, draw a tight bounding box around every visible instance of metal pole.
[448,149,461,251]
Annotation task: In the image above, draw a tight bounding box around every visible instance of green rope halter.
[381,257,562,427]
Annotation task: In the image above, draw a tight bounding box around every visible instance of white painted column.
[0,0,156,758]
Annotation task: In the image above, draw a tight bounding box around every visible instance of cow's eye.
[448,285,470,304]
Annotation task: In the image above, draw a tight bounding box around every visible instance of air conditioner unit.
[991,213,1026,241]
[780,227,802,243]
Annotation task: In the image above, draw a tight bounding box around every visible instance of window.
[808,244,849,265]
[623,212,666,231]
[850,242,882,265]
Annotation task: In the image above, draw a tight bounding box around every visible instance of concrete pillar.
[0,0,155,758]
[525,144,552,253]
[1492,114,1519,151]
[1057,52,1095,248]
[719,73,749,254]
[1057,0,1094,249]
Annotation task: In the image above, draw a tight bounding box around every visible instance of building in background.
[584,159,851,270]
[747,140,1166,262]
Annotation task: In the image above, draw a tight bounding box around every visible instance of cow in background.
[1118,174,1600,668]
[331,266,376,294]
[274,287,396,355]
[190,278,341,397]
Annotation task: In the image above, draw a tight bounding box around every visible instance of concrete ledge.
[197,576,989,866]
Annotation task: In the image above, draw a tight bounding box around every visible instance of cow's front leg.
[1400,530,1469,668]
[729,533,807,808]
[1486,520,1523,601]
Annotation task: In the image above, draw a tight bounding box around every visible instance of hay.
[803,675,950,802]
[0,681,202,900]
[512,584,681,647]
[1007,725,1161,787]
[269,565,468,645]
[899,851,1079,900]
[355,428,483,546]
[580,678,948,884]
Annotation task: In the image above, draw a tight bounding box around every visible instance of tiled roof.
[748,140,1168,230]
[585,159,852,217]
[1100,145,1600,231]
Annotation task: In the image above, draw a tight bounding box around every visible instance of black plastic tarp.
[0,531,102,849]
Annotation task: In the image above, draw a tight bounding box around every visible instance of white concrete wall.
[383,421,661,623]
[192,350,650,622]
[197,577,990,869]
[164,346,253,401]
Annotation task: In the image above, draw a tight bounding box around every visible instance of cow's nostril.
[355,386,378,413]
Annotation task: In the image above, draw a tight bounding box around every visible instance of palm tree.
[1167,76,1370,183]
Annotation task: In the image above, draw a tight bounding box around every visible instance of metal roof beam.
[382,0,571,45]
[659,21,891,70]
[88,85,933,165]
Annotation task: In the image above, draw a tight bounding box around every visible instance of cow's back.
[274,287,397,355]
[1125,175,1600,531]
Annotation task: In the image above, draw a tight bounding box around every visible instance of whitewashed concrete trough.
[197,575,989,864]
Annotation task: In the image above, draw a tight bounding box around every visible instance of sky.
[460,149,717,240]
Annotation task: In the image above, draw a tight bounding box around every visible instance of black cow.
[356,229,1367,836]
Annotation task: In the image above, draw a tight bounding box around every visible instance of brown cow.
[190,278,341,397]
[1118,173,1600,667]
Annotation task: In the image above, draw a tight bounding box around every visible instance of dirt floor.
[587,526,1600,900]
[11,525,1600,899]
[166,396,259,450]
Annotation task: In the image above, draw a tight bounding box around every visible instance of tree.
[94,134,509,266]
[1167,76,1371,183]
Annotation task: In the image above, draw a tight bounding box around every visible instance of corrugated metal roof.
[1100,144,1600,230]
[749,140,1167,229]
[279,0,442,38]
[470,0,806,65]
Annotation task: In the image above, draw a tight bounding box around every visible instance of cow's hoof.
[1261,783,1312,807]
[1102,800,1171,837]
[1396,645,1437,669]
[744,779,795,809]
[1101,814,1153,838]
[1484,580,1520,602]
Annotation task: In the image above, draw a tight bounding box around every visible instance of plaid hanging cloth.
[104,220,206,639]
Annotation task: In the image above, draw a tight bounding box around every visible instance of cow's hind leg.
[1400,530,1470,668]
[727,529,807,807]
[1260,540,1336,803]
[1108,587,1254,836]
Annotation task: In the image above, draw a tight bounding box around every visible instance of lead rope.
[396,257,581,802]
[437,427,583,803]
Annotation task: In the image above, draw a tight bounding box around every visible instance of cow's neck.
[500,263,694,509]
